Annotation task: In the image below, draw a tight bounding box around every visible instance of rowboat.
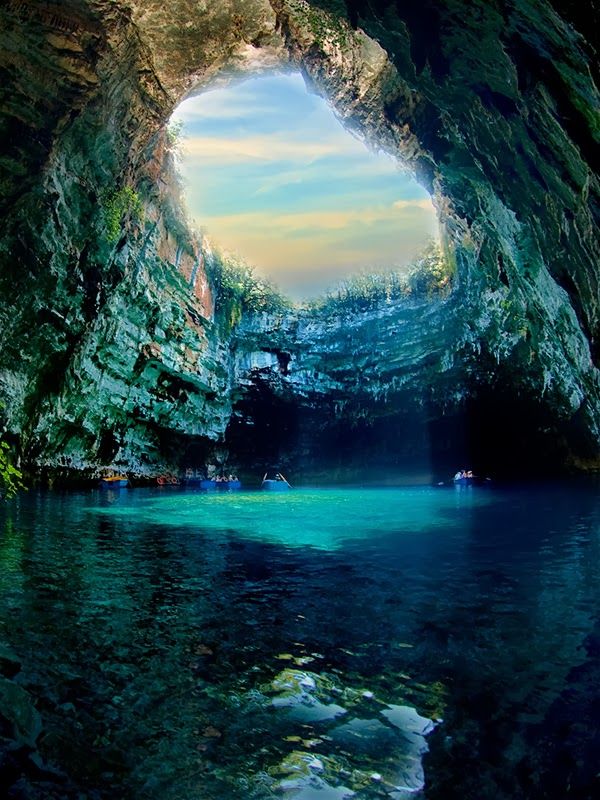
[261,479,290,491]
[185,478,243,489]
[261,472,292,491]
[453,475,490,486]
[217,480,241,489]
[157,475,180,485]
[99,476,128,489]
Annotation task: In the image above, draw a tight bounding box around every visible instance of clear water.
[1,483,599,799]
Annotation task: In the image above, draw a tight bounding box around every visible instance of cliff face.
[0,0,598,477]
[228,295,467,481]
[229,285,593,480]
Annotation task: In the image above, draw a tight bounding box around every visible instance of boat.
[99,475,128,489]
[187,478,243,489]
[217,479,241,489]
[261,472,292,491]
[453,476,474,485]
[156,475,180,486]
[452,475,491,486]
[183,471,242,489]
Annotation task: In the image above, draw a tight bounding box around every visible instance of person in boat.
[454,469,463,480]
[466,470,473,478]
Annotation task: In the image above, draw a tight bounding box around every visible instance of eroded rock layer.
[0,0,598,478]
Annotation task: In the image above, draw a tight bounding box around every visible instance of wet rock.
[0,676,42,748]
[0,644,21,679]
[275,750,356,799]
[267,669,348,723]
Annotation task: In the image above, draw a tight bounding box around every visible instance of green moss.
[102,186,143,244]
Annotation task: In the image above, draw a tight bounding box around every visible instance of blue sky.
[171,72,437,297]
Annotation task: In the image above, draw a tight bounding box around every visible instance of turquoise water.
[1,484,599,799]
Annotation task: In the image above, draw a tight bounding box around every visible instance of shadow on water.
[0,482,598,799]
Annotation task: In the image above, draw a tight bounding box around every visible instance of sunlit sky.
[171,72,438,298]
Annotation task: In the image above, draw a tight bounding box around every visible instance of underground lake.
[1,482,599,799]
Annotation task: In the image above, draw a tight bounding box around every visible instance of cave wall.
[0,0,598,477]
[228,293,470,482]
[229,286,596,481]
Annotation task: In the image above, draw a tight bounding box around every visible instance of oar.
[278,473,293,488]
[261,472,268,485]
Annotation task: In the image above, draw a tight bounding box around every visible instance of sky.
[170,72,438,298]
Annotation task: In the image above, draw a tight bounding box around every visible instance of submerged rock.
[257,664,439,798]
[267,669,348,723]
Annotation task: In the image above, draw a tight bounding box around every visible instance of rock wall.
[0,0,598,478]
[229,285,593,481]
[228,294,468,482]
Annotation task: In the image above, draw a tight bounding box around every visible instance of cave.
[1,4,599,798]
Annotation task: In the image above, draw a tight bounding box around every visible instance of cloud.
[393,198,435,210]
[195,201,438,296]
[202,202,436,235]
[171,72,439,296]
[173,93,274,123]
[182,132,365,163]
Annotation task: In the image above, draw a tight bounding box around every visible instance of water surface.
[1,484,598,799]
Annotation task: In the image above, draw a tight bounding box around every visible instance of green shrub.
[310,241,453,315]
[405,240,453,297]
[166,120,183,149]
[102,186,143,243]
[206,250,292,332]
[0,441,24,500]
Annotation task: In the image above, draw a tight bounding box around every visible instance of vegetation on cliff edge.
[206,249,293,332]
[308,240,453,314]
[102,186,144,244]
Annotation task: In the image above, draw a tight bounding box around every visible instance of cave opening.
[168,70,440,300]
[165,68,465,482]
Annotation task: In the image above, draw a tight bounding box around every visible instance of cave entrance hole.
[168,70,439,299]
